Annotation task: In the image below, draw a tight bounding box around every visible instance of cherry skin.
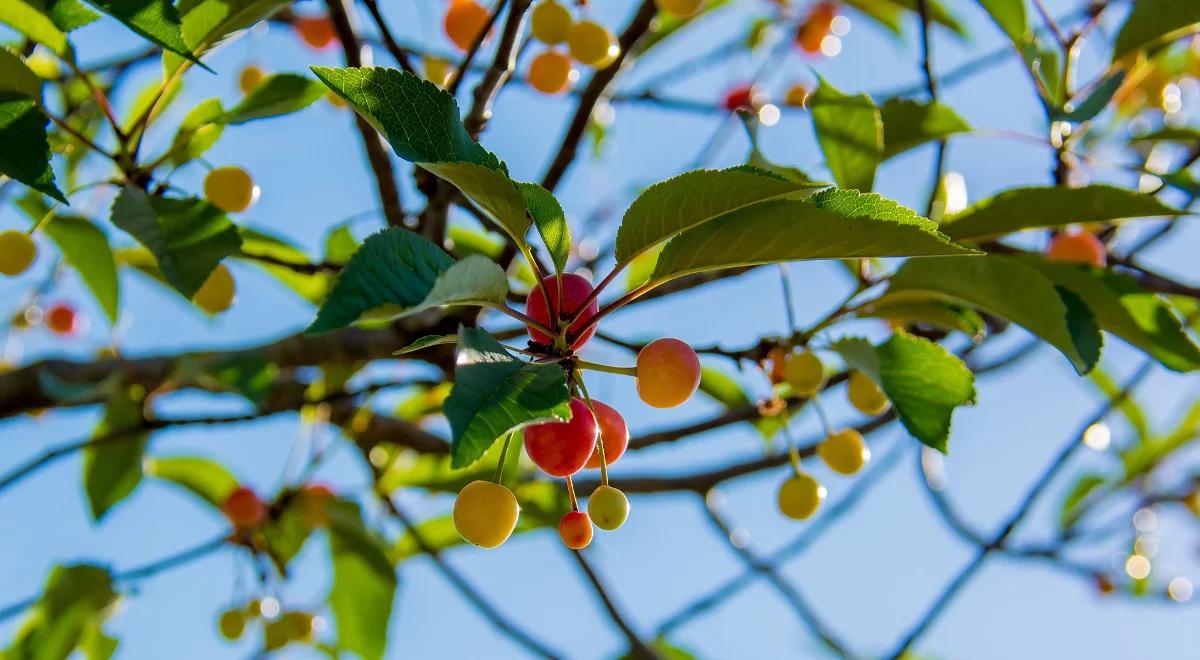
[298,482,335,528]
[45,303,79,336]
[0,230,37,276]
[444,0,490,51]
[767,346,788,385]
[584,400,629,469]
[222,486,268,529]
[453,480,519,548]
[818,429,870,475]
[588,485,629,530]
[524,398,598,477]
[778,472,825,520]
[238,65,264,94]
[636,338,701,408]
[568,20,618,68]
[281,611,316,642]
[784,350,825,397]
[722,83,755,113]
[193,264,236,314]
[847,371,890,416]
[424,56,453,87]
[218,608,246,640]
[524,273,600,349]
[204,166,259,213]
[531,0,573,45]
[1047,230,1106,267]
[784,83,808,108]
[655,0,703,18]
[558,510,593,549]
[294,15,336,50]
[796,1,837,54]
[528,50,574,95]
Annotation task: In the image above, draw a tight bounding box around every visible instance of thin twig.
[568,549,660,659]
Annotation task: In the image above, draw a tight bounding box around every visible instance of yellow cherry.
[847,370,890,416]
[453,480,519,548]
[531,0,573,45]
[778,472,825,520]
[204,166,259,213]
[0,230,37,277]
[218,608,246,640]
[655,0,704,18]
[636,338,701,408]
[568,20,618,68]
[784,350,824,397]
[785,83,808,107]
[238,65,265,94]
[588,485,629,531]
[193,264,236,314]
[817,429,870,475]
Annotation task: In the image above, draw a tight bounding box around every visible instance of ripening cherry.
[847,371,890,416]
[559,510,593,549]
[585,400,629,469]
[636,338,701,408]
[722,83,756,113]
[222,486,268,529]
[568,20,619,68]
[528,50,574,95]
[0,230,37,277]
[777,472,825,520]
[1046,230,1107,267]
[766,346,788,384]
[263,618,289,651]
[444,0,490,51]
[784,83,808,108]
[453,480,519,548]
[818,429,870,475]
[193,264,236,314]
[524,273,600,349]
[238,65,264,94]
[298,482,335,527]
[281,611,316,642]
[45,303,79,336]
[294,15,336,50]
[218,608,246,640]
[795,2,837,54]
[524,398,598,477]
[531,0,573,45]
[655,0,703,18]
[204,166,259,213]
[784,350,825,397]
[588,484,629,530]
[424,56,453,87]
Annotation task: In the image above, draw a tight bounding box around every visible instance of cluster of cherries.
[522,0,621,95]
[453,273,703,550]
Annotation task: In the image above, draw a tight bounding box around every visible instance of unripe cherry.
[444,0,490,51]
[584,400,629,469]
[558,510,593,549]
[784,83,808,108]
[784,350,825,397]
[222,486,267,529]
[0,230,37,276]
[238,65,264,94]
[45,303,79,336]
[524,273,599,349]
[636,338,701,408]
[1047,230,1106,267]
[531,0,573,45]
[818,429,870,475]
[778,472,825,520]
[655,0,703,18]
[588,484,629,530]
[568,20,618,68]
[204,166,259,213]
[453,480,519,548]
[193,264,236,314]
[218,608,246,640]
[524,398,598,477]
[847,371,890,416]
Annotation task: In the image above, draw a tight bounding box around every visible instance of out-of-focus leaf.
[163,98,224,166]
[0,95,66,202]
[856,294,985,338]
[84,385,148,520]
[7,564,117,659]
[238,227,331,305]
[145,455,238,507]
[1051,71,1126,122]
[973,0,1026,43]
[42,215,120,323]
[221,72,326,124]
[1112,0,1200,61]
[880,98,971,159]
[697,366,783,439]
[327,499,396,660]
[1059,473,1106,527]
[810,78,882,192]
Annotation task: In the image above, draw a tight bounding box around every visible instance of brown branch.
[359,0,416,73]
[568,549,660,659]
[324,0,407,228]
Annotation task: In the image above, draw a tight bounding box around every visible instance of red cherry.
[298,483,335,527]
[584,400,629,469]
[558,511,593,549]
[295,15,337,50]
[524,273,600,349]
[524,398,598,477]
[222,486,267,529]
[45,303,79,336]
[722,83,755,113]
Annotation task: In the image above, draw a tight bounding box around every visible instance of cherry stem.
[573,373,608,487]
[575,360,637,377]
[575,262,624,314]
[811,393,836,437]
[492,431,514,483]
[569,279,657,344]
[779,408,803,476]
[565,474,579,511]
[486,303,556,337]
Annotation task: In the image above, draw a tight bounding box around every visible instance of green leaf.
[881,98,971,159]
[46,0,102,30]
[876,332,977,452]
[238,227,331,305]
[0,1,71,54]
[649,192,976,284]
[310,66,500,168]
[1112,0,1200,61]
[832,336,881,383]
[1051,71,1126,122]
[163,98,224,167]
[939,185,1182,242]
[809,78,882,192]
[122,71,182,132]
[42,216,119,323]
[1131,126,1200,143]
[9,565,117,659]
[145,455,238,506]
[110,186,242,299]
[221,72,326,124]
[1091,367,1151,442]
[263,498,313,567]
[856,294,985,338]
[390,514,462,561]
[411,255,508,312]
[519,181,570,274]
[442,326,571,468]
[1059,473,1106,527]
[0,95,66,203]
[205,353,279,403]
[395,334,458,355]
[614,167,821,264]
[177,0,288,53]
[889,254,1102,373]
[84,386,147,520]
[973,0,1026,43]
[327,499,396,660]
[0,48,42,98]
[84,0,196,60]
[421,161,530,243]
[842,0,966,36]
[1018,255,1200,372]
[325,224,359,264]
[307,228,455,334]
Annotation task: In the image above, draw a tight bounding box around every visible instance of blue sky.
[2,0,1200,658]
